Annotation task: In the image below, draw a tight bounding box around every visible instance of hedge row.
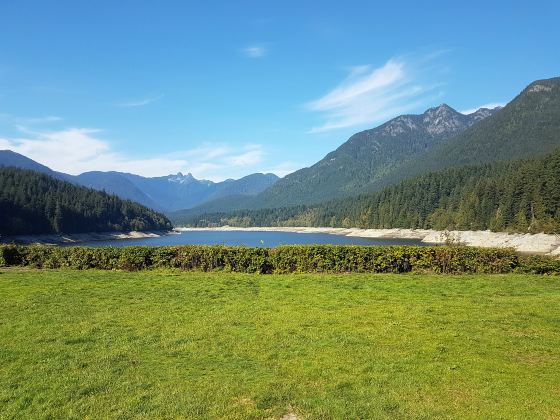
[1,244,559,274]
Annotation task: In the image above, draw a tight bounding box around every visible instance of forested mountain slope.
[0,167,172,235]
[251,105,497,208]
[375,77,560,189]
[172,149,560,234]
[185,77,560,216]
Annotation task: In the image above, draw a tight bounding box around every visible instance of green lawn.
[0,269,559,419]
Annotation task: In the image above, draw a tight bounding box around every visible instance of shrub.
[516,254,560,274]
[0,245,23,267]
[0,244,557,274]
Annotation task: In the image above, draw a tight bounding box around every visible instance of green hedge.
[1,244,559,274]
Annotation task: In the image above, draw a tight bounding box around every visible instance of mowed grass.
[0,269,559,419]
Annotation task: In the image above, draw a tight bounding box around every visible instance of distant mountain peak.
[167,172,196,184]
[424,103,458,115]
[0,150,279,212]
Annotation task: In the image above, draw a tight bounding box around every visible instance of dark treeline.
[172,150,560,233]
[0,167,172,235]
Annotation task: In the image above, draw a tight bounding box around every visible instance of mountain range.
[0,150,279,212]
[173,149,560,234]
[179,76,560,216]
[171,77,560,233]
[2,76,559,230]
[174,104,501,215]
[247,104,499,208]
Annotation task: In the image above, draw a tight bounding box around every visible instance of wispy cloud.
[460,102,505,115]
[0,128,271,181]
[0,113,63,126]
[115,93,164,108]
[242,45,268,58]
[306,56,443,133]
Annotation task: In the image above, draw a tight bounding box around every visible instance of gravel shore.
[177,226,560,256]
[0,230,169,245]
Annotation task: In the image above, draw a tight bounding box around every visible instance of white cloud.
[242,45,268,58]
[228,145,264,166]
[0,127,271,181]
[115,94,163,108]
[306,57,442,133]
[460,102,505,115]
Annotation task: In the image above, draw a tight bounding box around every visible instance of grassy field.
[0,269,559,419]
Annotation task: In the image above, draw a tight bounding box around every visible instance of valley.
[3,77,559,240]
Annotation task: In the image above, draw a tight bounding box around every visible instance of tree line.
[0,167,172,235]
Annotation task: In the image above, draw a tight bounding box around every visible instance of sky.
[0,0,559,181]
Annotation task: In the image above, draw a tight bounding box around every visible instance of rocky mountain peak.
[422,104,465,135]
[379,103,497,138]
[167,172,196,184]
[423,103,459,118]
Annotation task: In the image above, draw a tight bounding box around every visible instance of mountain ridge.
[373,76,560,189]
[186,77,560,216]
[187,103,501,213]
[171,149,560,234]
[0,150,279,212]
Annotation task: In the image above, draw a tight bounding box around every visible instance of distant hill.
[171,174,284,217]
[117,171,279,212]
[172,149,560,234]
[0,150,279,212]
[0,167,172,235]
[205,173,280,202]
[0,150,62,178]
[73,171,160,210]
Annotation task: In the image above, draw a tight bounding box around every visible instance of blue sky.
[0,0,558,180]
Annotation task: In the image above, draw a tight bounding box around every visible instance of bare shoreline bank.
[0,230,172,246]
[1,227,558,256]
[176,226,560,256]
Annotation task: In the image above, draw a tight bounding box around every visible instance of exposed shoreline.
[176,226,560,256]
[0,230,172,246]
[1,227,558,256]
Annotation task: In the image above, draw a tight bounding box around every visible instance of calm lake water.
[75,230,426,247]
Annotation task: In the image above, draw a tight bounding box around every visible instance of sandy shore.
[176,226,560,256]
[0,230,172,246]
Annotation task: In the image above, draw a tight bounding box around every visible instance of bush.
[516,254,560,274]
[0,244,557,274]
[0,245,23,267]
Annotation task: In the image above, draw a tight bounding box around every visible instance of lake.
[75,230,426,247]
